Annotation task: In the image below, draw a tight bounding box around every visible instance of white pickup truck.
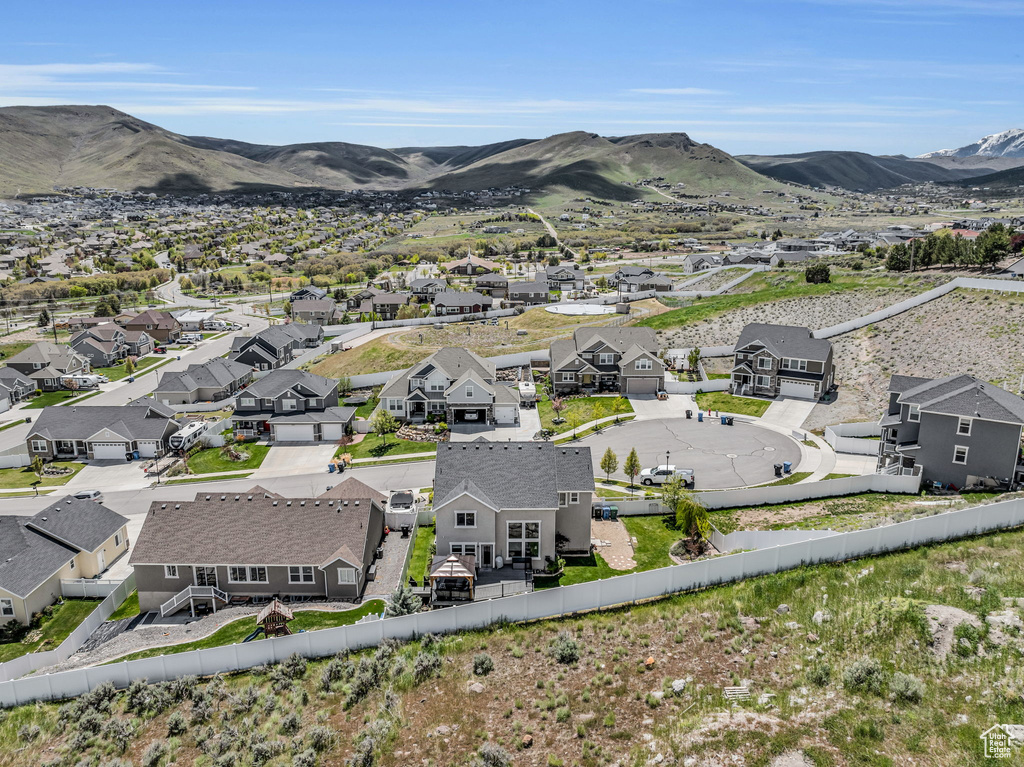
[639,465,695,488]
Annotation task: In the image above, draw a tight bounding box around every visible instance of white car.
[639,465,695,488]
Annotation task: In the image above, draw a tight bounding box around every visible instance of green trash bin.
[609,505,619,521]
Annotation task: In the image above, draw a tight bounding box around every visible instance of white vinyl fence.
[663,378,730,395]
[58,579,125,599]
[711,526,840,553]
[5,496,1024,708]
[825,422,882,456]
[0,575,135,685]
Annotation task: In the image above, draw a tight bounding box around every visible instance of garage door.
[137,441,158,458]
[321,422,344,441]
[92,442,127,460]
[779,379,817,400]
[494,406,517,424]
[625,377,660,394]
[454,409,484,424]
[274,424,315,442]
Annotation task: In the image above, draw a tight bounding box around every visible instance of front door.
[97,549,106,573]
[480,544,494,570]
[195,567,218,587]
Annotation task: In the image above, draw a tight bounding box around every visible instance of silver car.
[639,465,695,488]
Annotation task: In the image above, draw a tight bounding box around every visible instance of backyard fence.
[4,495,1023,708]
[710,526,840,553]
[58,579,125,599]
[0,575,135,685]
[824,422,883,456]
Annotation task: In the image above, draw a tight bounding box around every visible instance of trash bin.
[720,415,727,425]
[685,409,692,419]
[697,411,703,422]
[783,461,792,474]
[327,463,336,473]
[132,450,140,460]
[602,506,611,520]
[610,506,619,521]
[774,463,783,478]
[726,416,734,426]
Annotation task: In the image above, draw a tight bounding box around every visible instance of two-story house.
[129,482,384,616]
[877,374,1024,488]
[474,274,509,298]
[0,368,34,405]
[227,324,321,370]
[730,323,835,401]
[410,278,447,303]
[378,347,521,426]
[154,358,254,405]
[232,369,354,442]
[70,324,129,368]
[546,265,587,292]
[507,279,551,305]
[291,298,337,326]
[123,310,181,344]
[433,290,492,316]
[290,285,328,302]
[447,252,499,276]
[550,327,664,395]
[4,342,90,391]
[432,442,594,573]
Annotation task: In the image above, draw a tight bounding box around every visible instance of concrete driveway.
[627,393,696,421]
[252,444,338,477]
[449,407,542,442]
[64,459,153,492]
[760,397,817,432]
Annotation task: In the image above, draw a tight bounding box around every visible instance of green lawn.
[108,591,140,622]
[695,391,771,417]
[166,471,254,485]
[539,395,634,434]
[107,600,387,663]
[352,392,379,419]
[93,355,164,381]
[0,341,32,361]
[408,525,435,583]
[0,462,85,490]
[763,470,813,486]
[187,444,271,474]
[340,434,439,461]
[822,473,856,481]
[23,390,91,409]
[0,599,102,663]
[0,418,27,434]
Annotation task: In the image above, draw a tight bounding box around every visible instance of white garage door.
[92,442,127,460]
[625,377,660,394]
[137,441,158,458]
[274,424,315,442]
[494,405,518,425]
[321,422,344,441]
[779,379,817,400]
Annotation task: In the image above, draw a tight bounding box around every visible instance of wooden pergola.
[429,554,476,602]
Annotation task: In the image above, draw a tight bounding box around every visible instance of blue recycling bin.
[327,463,336,473]
[697,411,703,422]
[602,506,611,520]
[720,415,727,425]
[783,461,792,473]
[132,450,140,460]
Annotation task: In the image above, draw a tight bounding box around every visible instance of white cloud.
[0,62,249,95]
[629,88,728,96]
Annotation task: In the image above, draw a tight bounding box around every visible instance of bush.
[476,743,513,767]
[549,632,580,665]
[167,711,187,736]
[473,652,495,676]
[805,262,831,284]
[414,651,442,682]
[891,672,925,704]
[808,664,832,687]
[843,657,885,695]
[308,725,335,752]
[142,741,167,767]
[293,750,317,767]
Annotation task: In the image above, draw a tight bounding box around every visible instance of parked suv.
[639,465,695,488]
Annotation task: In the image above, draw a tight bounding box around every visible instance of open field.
[7,526,1024,765]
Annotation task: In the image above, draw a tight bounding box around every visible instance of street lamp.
[666,450,670,471]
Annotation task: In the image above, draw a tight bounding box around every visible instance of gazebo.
[256,599,295,637]
[429,554,476,603]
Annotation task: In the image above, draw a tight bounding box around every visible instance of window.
[30,440,47,452]
[239,397,255,408]
[451,543,477,557]
[337,567,357,584]
[115,533,122,546]
[0,599,13,618]
[561,372,575,382]
[308,398,320,408]
[558,492,579,507]
[465,385,474,398]
[282,399,297,411]
[164,565,178,579]
[388,399,403,411]
[757,357,772,370]
[953,445,969,464]
[756,375,770,387]
[635,359,653,371]
[429,382,446,392]
[229,566,268,583]
[69,559,75,571]
[782,358,807,371]
[507,521,540,559]
[957,417,972,436]
[599,353,615,365]
[908,404,920,422]
[289,566,315,583]
[455,511,476,528]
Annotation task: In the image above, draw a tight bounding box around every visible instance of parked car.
[180,333,203,344]
[639,465,695,488]
[72,489,103,501]
[154,346,168,354]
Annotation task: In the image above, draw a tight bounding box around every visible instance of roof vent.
[328,501,334,507]
[160,504,166,510]
[205,495,211,501]
[300,500,305,506]
[354,500,359,506]
[40,517,47,522]
[234,495,240,501]
[220,495,226,501]
[273,500,279,506]
[343,500,348,506]
[174,504,180,510]
[315,500,320,506]
[247,495,253,501]
[286,501,292,507]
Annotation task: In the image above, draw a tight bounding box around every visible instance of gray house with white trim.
[27,400,181,461]
[730,323,835,400]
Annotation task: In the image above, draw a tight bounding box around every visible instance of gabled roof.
[433,290,491,307]
[618,343,659,368]
[573,327,659,355]
[28,400,179,442]
[25,496,128,553]
[244,369,336,399]
[156,358,252,394]
[6,341,86,370]
[318,477,387,505]
[380,347,496,400]
[893,374,1024,424]
[734,323,832,361]
[0,516,76,598]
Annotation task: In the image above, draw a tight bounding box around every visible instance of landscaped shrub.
[473,652,495,676]
[891,672,925,704]
[843,656,886,695]
[476,742,514,767]
[549,632,580,665]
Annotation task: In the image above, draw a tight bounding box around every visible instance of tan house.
[0,497,130,624]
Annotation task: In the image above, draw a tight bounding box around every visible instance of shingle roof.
[433,290,491,307]
[28,401,179,442]
[156,358,251,394]
[0,516,76,598]
[318,477,387,505]
[244,369,336,399]
[379,347,495,399]
[734,323,832,361]
[130,495,382,568]
[888,374,931,394]
[896,374,1024,424]
[25,496,128,553]
[5,341,86,369]
[268,406,355,424]
[573,327,659,355]
[433,442,593,510]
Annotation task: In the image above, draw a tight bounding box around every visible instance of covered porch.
[427,555,533,606]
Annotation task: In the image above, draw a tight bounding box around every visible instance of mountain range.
[0,105,1020,198]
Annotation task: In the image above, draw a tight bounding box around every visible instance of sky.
[1,0,1022,156]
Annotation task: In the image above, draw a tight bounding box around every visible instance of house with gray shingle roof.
[232,369,353,442]
[432,290,492,315]
[432,442,594,575]
[877,374,1024,488]
[69,324,129,367]
[550,327,664,395]
[0,496,129,624]
[378,347,521,426]
[129,487,384,614]
[730,323,835,401]
[154,358,253,405]
[26,399,180,461]
[0,367,34,405]
[5,341,90,391]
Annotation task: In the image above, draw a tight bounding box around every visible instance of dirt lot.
[682,267,753,293]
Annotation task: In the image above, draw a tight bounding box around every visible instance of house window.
[239,397,255,408]
[282,399,297,411]
[599,353,615,365]
[451,543,477,557]
[388,399,403,411]
[337,567,357,584]
[30,440,47,452]
[782,358,808,371]
[561,372,575,382]
[429,382,446,392]
[635,359,653,371]
[953,445,969,464]
[164,565,178,579]
[69,559,75,571]
[308,398,320,408]
[756,375,770,387]
[465,385,474,398]
[908,404,920,422]
[289,566,315,583]
[0,599,13,618]
[757,357,772,370]
[507,521,540,559]
[115,533,122,547]
[229,566,268,583]
[558,492,579,506]
[455,511,476,528]
[957,417,972,436]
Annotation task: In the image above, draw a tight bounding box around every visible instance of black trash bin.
[774,463,783,478]
[726,416,734,426]
[685,409,692,419]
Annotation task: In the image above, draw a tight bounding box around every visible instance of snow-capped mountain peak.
[918,129,1024,159]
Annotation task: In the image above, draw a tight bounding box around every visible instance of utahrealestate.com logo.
[980,725,1024,759]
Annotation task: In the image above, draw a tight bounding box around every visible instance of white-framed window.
[0,598,13,618]
[451,543,477,557]
[229,566,268,583]
[757,357,772,369]
[953,445,969,464]
[782,358,808,371]
[507,521,540,559]
[429,382,446,392]
[388,399,403,411]
[561,372,575,382]
[558,492,580,507]
[455,511,476,528]
[308,398,320,408]
[756,375,770,387]
[115,533,122,546]
[282,399,297,411]
[635,358,653,371]
[289,566,315,583]
[239,397,255,408]
[164,565,178,579]
[569,492,579,505]
[465,385,474,398]
[957,417,972,436]
[69,559,75,571]
[599,353,615,365]
[559,492,567,507]
[908,404,920,422]
[30,440,47,452]
[337,567,357,584]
